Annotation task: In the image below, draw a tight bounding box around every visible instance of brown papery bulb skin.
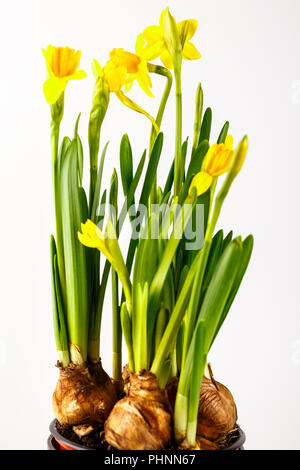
[53,362,117,426]
[104,370,172,450]
[197,376,237,441]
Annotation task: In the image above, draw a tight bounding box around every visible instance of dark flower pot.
[48,419,245,450]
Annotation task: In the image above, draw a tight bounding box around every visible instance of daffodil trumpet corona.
[44,7,253,450]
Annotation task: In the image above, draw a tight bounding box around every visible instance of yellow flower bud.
[229,136,248,175]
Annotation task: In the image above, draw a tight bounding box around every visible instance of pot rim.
[49,420,93,450]
[48,419,246,450]
[50,419,245,451]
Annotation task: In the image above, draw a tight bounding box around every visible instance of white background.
[0,0,299,450]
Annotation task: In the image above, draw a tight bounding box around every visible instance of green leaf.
[162,159,174,199]
[134,282,149,372]
[222,230,233,253]
[181,140,209,201]
[116,149,146,235]
[198,107,212,145]
[198,238,242,352]
[147,194,197,345]
[120,134,133,197]
[183,189,210,268]
[76,135,84,185]
[58,136,71,172]
[60,139,89,363]
[217,121,229,144]
[210,235,254,348]
[97,189,107,228]
[120,302,134,371]
[187,321,206,445]
[91,141,109,222]
[155,307,169,354]
[151,249,202,377]
[202,230,224,293]
[125,133,164,274]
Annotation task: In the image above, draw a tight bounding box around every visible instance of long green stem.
[51,122,66,308]
[148,64,172,205]
[151,249,201,381]
[174,67,183,197]
[186,323,206,446]
[112,272,121,379]
[110,171,122,380]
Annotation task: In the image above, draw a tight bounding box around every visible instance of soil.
[55,421,109,450]
[55,420,241,450]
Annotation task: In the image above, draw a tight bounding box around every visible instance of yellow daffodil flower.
[42,45,86,104]
[93,36,153,97]
[78,219,111,258]
[92,44,158,129]
[142,9,201,69]
[189,135,234,196]
[78,219,132,310]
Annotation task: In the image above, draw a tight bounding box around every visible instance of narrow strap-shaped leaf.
[181,140,209,202]
[163,159,174,199]
[51,236,69,366]
[60,139,89,363]
[198,238,242,352]
[222,230,233,253]
[121,302,134,371]
[134,282,149,372]
[58,136,71,173]
[116,149,147,235]
[147,193,197,345]
[198,107,212,145]
[124,134,163,274]
[90,141,109,222]
[120,134,133,197]
[209,235,254,348]
[217,121,229,144]
[76,135,84,185]
[96,150,147,322]
[97,190,107,229]
[186,321,207,445]
[151,249,202,377]
[202,230,224,293]
[182,189,210,268]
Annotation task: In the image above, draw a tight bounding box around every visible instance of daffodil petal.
[225,134,233,150]
[69,69,87,80]
[140,40,164,61]
[177,19,198,40]
[135,33,145,55]
[189,171,213,197]
[124,81,133,93]
[78,232,101,249]
[96,225,106,241]
[43,77,66,104]
[160,49,174,69]
[182,41,201,60]
[143,25,163,43]
[136,74,154,97]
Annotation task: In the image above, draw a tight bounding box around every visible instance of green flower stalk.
[88,66,110,213]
